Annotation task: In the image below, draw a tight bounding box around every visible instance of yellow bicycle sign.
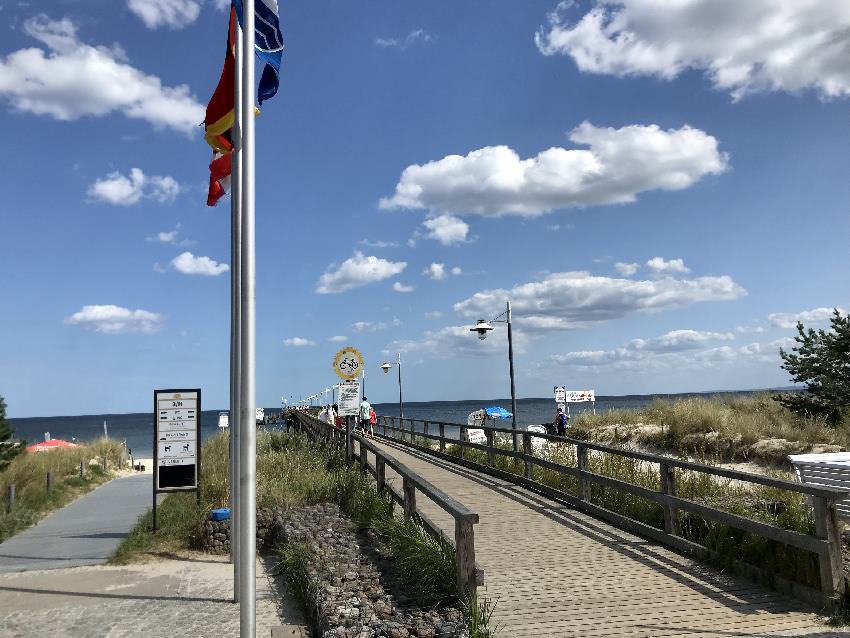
[333,347,364,380]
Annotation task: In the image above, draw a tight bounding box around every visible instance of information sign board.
[554,386,566,403]
[564,390,595,403]
[154,389,201,491]
[337,379,361,416]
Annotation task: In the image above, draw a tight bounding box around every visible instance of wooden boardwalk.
[365,438,840,638]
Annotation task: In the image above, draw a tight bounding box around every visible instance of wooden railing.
[292,412,483,595]
[376,416,848,608]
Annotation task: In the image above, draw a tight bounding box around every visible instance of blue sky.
[1,0,848,417]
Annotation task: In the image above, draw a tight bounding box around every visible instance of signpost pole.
[239,0,257,633]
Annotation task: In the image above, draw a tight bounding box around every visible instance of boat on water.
[218,411,229,428]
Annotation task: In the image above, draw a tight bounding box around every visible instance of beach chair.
[788,452,850,522]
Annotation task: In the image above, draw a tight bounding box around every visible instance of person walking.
[359,396,372,437]
[556,406,568,436]
[369,406,377,438]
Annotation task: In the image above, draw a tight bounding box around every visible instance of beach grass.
[0,437,126,543]
[570,393,849,465]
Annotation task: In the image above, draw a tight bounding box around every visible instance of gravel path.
[0,474,151,572]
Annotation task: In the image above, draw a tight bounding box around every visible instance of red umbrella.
[26,439,79,452]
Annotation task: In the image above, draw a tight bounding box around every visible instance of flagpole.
[230,19,243,603]
[239,0,257,634]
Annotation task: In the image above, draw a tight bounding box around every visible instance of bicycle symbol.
[338,357,359,373]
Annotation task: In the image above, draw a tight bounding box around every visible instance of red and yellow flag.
[204,8,236,206]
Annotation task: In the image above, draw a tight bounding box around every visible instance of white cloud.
[352,317,401,333]
[0,16,204,134]
[283,337,316,347]
[735,324,767,334]
[454,270,745,332]
[328,335,348,343]
[380,121,727,217]
[614,262,639,276]
[385,324,530,359]
[64,304,163,334]
[535,1,850,101]
[375,29,433,50]
[88,168,180,206]
[393,282,414,293]
[546,330,787,371]
[127,0,201,29]
[170,251,229,276]
[146,224,195,246]
[316,252,407,294]
[768,307,843,329]
[425,311,443,319]
[645,256,690,276]
[424,263,446,281]
[359,239,399,248]
[423,263,462,281]
[422,215,469,245]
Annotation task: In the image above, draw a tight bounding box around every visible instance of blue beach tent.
[484,406,513,420]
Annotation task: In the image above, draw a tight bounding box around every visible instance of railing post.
[460,425,467,460]
[390,417,396,439]
[80,460,84,478]
[485,429,494,467]
[577,443,588,502]
[455,517,476,596]
[46,471,53,492]
[523,432,532,480]
[659,462,680,536]
[439,423,446,453]
[813,494,846,602]
[424,421,430,450]
[376,457,386,493]
[359,443,368,473]
[402,477,416,518]
[6,484,14,513]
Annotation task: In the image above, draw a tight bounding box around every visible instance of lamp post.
[470,300,518,452]
[381,352,404,420]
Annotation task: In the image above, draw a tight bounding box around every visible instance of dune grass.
[0,437,126,543]
[570,393,849,464]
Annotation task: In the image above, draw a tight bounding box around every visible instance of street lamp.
[380,352,404,420]
[469,300,518,451]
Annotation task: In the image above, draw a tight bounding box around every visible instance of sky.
[1,0,849,417]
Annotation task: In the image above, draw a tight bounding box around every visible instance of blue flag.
[233,0,284,105]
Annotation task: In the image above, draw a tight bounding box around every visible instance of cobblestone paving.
[0,553,307,637]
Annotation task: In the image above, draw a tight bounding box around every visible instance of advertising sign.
[333,347,364,380]
[154,389,201,491]
[564,390,595,403]
[337,379,361,416]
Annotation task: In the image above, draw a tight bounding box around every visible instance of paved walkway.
[0,553,307,637]
[0,474,150,572]
[367,438,843,638]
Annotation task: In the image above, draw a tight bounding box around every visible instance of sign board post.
[153,388,201,531]
[337,378,360,462]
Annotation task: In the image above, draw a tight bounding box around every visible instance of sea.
[8,391,767,458]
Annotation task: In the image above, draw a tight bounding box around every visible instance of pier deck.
[366,437,838,637]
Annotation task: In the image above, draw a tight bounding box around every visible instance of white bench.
[788,452,850,521]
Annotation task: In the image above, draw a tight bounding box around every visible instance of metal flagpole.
[239,0,257,634]
[507,300,519,452]
[230,21,243,602]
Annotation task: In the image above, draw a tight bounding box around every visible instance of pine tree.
[775,309,850,424]
[0,396,25,471]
